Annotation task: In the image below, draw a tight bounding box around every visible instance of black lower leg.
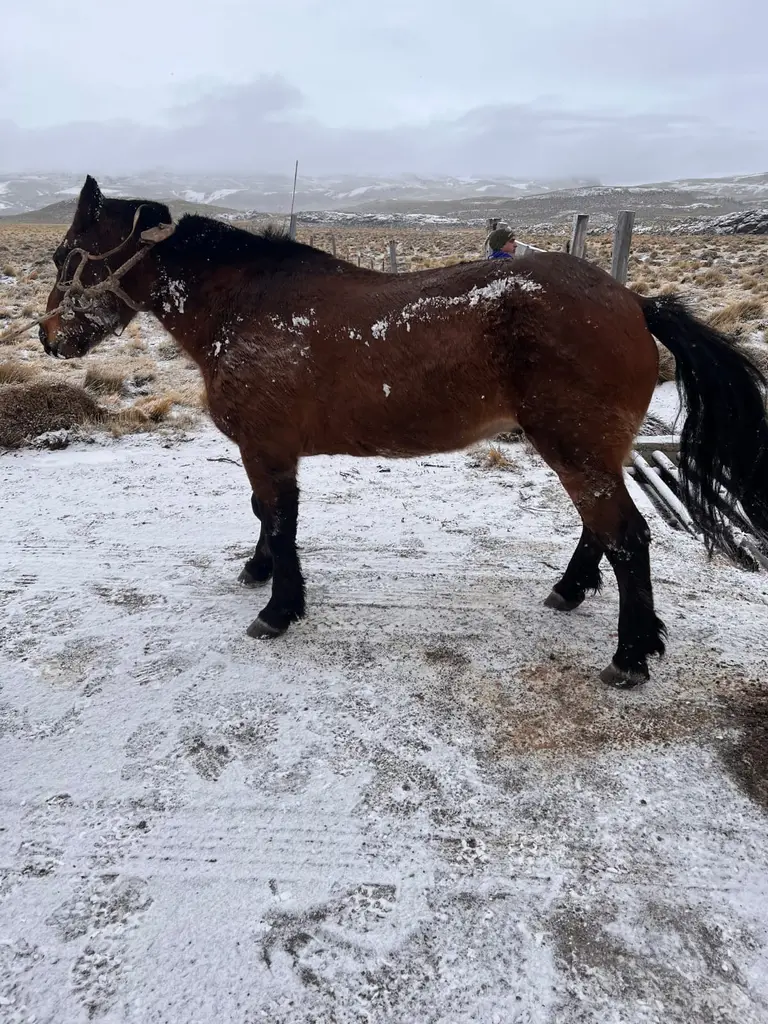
[239,494,274,586]
[247,476,305,638]
[602,515,667,687]
[546,527,604,611]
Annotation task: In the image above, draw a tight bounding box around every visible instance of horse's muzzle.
[39,325,54,356]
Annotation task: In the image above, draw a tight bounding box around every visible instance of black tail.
[641,294,768,558]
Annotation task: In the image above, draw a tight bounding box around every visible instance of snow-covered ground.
[2,429,768,1023]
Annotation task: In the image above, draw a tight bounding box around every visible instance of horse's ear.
[140,223,176,244]
[74,175,103,229]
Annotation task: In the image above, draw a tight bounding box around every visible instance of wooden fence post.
[611,210,635,285]
[309,234,314,248]
[288,213,297,241]
[331,234,336,257]
[357,253,361,267]
[569,214,589,259]
[484,218,499,257]
[388,240,398,273]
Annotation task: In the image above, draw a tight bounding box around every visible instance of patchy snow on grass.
[2,427,768,1022]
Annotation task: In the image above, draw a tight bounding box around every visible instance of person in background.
[486,226,517,259]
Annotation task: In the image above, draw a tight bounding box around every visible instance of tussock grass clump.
[134,395,175,422]
[84,364,128,395]
[695,269,726,287]
[108,406,151,436]
[108,392,200,436]
[469,443,517,472]
[0,381,103,448]
[0,360,40,385]
[629,278,651,294]
[741,276,761,291]
[709,298,765,332]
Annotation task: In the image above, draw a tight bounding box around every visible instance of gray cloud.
[2,0,766,182]
[1,77,765,183]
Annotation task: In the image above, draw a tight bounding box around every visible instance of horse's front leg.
[239,451,305,638]
[238,494,274,587]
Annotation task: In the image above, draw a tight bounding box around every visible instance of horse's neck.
[144,252,218,370]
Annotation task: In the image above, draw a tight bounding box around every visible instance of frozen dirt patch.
[1,429,768,1022]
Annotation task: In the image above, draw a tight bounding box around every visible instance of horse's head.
[40,175,174,359]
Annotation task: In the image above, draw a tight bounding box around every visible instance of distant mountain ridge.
[1,170,766,230]
[0,172,599,219]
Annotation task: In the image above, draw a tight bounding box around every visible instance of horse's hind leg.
[529,442,666,686]
[577,477,666,686]
[544,527,603,611]
[593,484,667,686]
[238,494,274,587]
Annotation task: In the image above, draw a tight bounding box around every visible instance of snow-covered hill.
[0,172,595,218]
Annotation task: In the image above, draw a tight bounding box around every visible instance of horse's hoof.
[246,616,286,639]
[600,662,648,689]
[238,565,271,588]
[544,590,583,612]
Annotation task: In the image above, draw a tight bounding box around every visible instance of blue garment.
[488,250,513,259]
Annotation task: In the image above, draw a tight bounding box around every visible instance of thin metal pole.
[288,160,299,240]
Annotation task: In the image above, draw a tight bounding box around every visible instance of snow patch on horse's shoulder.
[167,279,187,313]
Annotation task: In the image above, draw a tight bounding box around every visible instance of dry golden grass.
[0,359,40,384]
[107,393,197,435]
[469,443,517,471]
[695,269,727,287]
[133,394,175,421]
[84,364,128,395]
[628,278,651,294]
[709,298,765,332]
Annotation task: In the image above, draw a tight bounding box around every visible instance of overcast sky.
[2,0,766,181]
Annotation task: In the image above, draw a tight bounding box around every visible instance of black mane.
[168,214,328,266]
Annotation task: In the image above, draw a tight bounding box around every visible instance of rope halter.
[55,205,176,317]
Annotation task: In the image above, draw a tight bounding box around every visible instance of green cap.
[487,226,515,251]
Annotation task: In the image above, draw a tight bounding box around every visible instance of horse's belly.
[305,404,520,458]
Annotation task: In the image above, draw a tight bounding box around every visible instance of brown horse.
[40,176,768,687]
